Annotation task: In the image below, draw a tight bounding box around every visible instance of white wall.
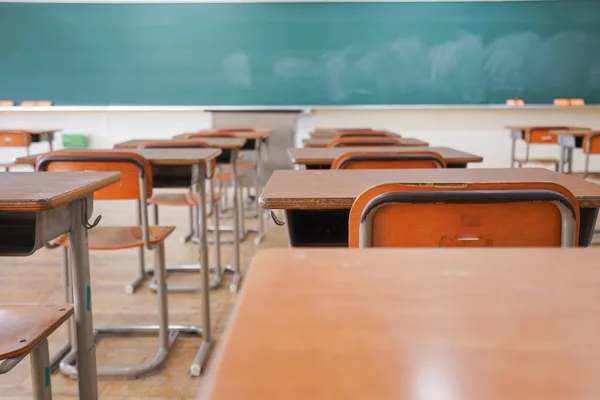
[298,107,600,169]
[1,107,600,171]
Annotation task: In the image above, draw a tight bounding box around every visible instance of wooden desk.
[506,126,590,170]
[0,171,121,399]
[17,148,221,167]
[202,247,600,400]
[114,138,245,150]
[310,129,399,139]
[173,129,272,141]
[303,137,429,148]
[0,129,58,151]
[260,168,600,247]
[18,148,227,187]
[288,146,483,169]
[16,148,228,376]
[113,137,266,243]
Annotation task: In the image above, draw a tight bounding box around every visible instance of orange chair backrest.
[331,151,446,170]
[348,182,579,248]
[21,101,52,106]
[336,128,373,133]
[36,151,153,201]
[182,131,237,139]
[335,131,391,139]
[0,131,31,147]
[137,140,210,149]
[525,129,558,144]
[329,137,402,148]
[0,101,14,107]
[583,132,600,154]
[214,127,255,132]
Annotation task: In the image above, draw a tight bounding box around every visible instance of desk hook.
[270,211,286,226]
[81,197,102,229]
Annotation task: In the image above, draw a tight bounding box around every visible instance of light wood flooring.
[0,194,289,399]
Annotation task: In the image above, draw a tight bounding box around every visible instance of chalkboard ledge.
[0,105,598,113]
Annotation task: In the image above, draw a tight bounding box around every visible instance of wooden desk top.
[173,129,272,140]
[310,129,399,139]
[506,125,590,132]
[0,129,59,135]
[288,146,483,166]
[303,137,429,148]
[16,148,222,167]
[260,168,600,209]
[113,138,246,150]
[201,247,600,400]
[0,171,120,211]
[0,304,74,360]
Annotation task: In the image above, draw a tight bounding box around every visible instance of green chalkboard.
[1,1,600,105]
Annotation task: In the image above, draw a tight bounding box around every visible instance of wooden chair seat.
[149,192,222,207]
[52,226,175,250]
[570,172,600,181]
[513,157,559,166]
[0,304,73,360]
[0,162,23,171]
[219,161,256,170]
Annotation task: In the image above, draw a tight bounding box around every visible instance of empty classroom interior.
[2,0,600,399]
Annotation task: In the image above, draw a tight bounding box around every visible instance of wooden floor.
[0,193,289,399]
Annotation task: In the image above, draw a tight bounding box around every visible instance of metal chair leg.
[50,247,73,371]
[31,339,52,400]
[59,241,201,380]
[125,201,152,294]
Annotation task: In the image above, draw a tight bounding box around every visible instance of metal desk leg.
[69,199,98,399]
[559,144,566,173]
[190,163,212,376]
[510,134,517,168]
[223,149,242,292]
[568,147,574,173]
[245,138,265,244]
[30,338,52,400]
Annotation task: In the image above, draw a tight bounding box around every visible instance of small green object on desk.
[62,134,88,148]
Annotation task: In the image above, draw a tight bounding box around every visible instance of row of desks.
[6,146,228,397]
[202,128,600,398]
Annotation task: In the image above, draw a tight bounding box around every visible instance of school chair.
[328,137,403,148]
[331,151,446,169]
[349,182,578,248]
[138,140,223,291]
[0,130,32,171]
[183,130,256,169]
[36,151,180,379]
[0,304,73,400]
[0,100,14,106]
[335,130,392,139]
[20,101,52,106]
[513,128,560,171]
[182,131,254,225]
[572,131,600,180]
